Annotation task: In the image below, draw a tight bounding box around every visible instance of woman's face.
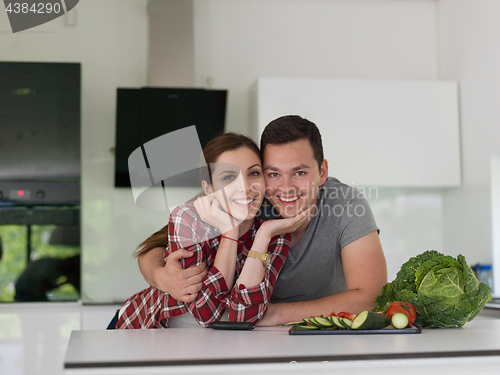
[204,146,264,222]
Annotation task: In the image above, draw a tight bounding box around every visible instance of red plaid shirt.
[116,203,290,329]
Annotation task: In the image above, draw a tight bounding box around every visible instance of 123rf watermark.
[3,0,79,33]
[290,360,499,372]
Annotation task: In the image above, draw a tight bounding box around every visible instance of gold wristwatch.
[247,250,271,266]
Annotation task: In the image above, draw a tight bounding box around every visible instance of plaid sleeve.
[168,205,231,327]
[115,286,173,329]
[228,233,290,323]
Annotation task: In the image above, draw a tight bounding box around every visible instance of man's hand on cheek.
[260,207,312,238]
[155,249,207,303]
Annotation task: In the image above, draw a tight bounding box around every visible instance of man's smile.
[277,194,301,203]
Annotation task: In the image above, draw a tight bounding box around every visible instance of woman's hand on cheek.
[194,195,238,235]
[260,207,312,238]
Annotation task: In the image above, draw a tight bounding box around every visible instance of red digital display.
[9,189,30,199]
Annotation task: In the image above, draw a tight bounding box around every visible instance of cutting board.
[289,325,422,335]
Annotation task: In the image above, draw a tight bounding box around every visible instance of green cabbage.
[374,250,492,328]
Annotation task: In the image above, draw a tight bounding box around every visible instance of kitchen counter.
[480,298,500,319]
[485,297,500,309]
[64,319,500,375]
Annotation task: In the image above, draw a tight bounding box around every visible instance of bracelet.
[221,235,239,243]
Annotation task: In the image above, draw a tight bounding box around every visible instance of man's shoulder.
[322,176,352,190]
[320,177,360,204]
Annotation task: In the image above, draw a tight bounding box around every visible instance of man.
[137,115,387,326]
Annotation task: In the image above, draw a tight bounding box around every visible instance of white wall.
[438,0,500,281]
[193,0,439,135]
[492,154,500,296]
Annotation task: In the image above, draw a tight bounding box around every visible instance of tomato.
[386,301,416,327]
[336,311,356,321]
[328,311,337,317]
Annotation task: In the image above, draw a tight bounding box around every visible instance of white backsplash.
[364,187,444,282]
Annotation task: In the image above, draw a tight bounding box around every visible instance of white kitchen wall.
[193,0,439,135]
[438,0,500,290]
[492,154,500,297]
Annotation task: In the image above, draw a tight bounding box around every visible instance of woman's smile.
[209,147,265,223]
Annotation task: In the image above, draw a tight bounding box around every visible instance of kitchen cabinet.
[251,78,461,187]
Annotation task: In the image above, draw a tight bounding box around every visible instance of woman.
[114,133,309,329]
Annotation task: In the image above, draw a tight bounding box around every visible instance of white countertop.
[65,319,500,370]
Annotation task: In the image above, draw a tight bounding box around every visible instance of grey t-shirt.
[261,177,379,303]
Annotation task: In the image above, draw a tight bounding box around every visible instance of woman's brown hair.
[134,132,260,258]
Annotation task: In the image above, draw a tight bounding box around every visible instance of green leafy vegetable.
[374,251,492,328]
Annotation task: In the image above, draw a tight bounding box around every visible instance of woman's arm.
[235,209,310,288]
[193,195,241,288]
[169,204,240,327]
[228,210,311,323]
[228,232,289,323]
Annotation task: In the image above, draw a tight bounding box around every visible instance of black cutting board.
[289,325,422,335]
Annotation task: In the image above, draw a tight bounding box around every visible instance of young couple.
[113,115,387,329]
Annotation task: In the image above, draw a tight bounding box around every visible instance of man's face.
[263,139,328,218]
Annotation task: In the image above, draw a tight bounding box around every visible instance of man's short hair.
[260,115,324,171]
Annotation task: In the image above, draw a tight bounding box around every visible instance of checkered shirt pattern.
[116,203,290,329]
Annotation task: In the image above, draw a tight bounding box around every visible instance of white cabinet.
[252,77,461,187]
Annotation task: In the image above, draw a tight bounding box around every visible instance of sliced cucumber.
[329,316,346,329]
[351,311,391,330]
[313,316,333,327]
[283,321,307,326]
[326,316,335,327]
[339,317,353,329]
[391,312,409,329]
[304,318,322,327]
[295,324,319,329]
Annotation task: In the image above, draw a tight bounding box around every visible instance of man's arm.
[137,247,207,303]
[137,247,165,288]
[257,231,387,326]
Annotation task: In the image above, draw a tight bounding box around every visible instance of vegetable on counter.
[336,311,356,321]
[391,313,409,330]
[386,301,416,328]
[374,250,492,328]
[284,310,391,331]
[350,311,391,330]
